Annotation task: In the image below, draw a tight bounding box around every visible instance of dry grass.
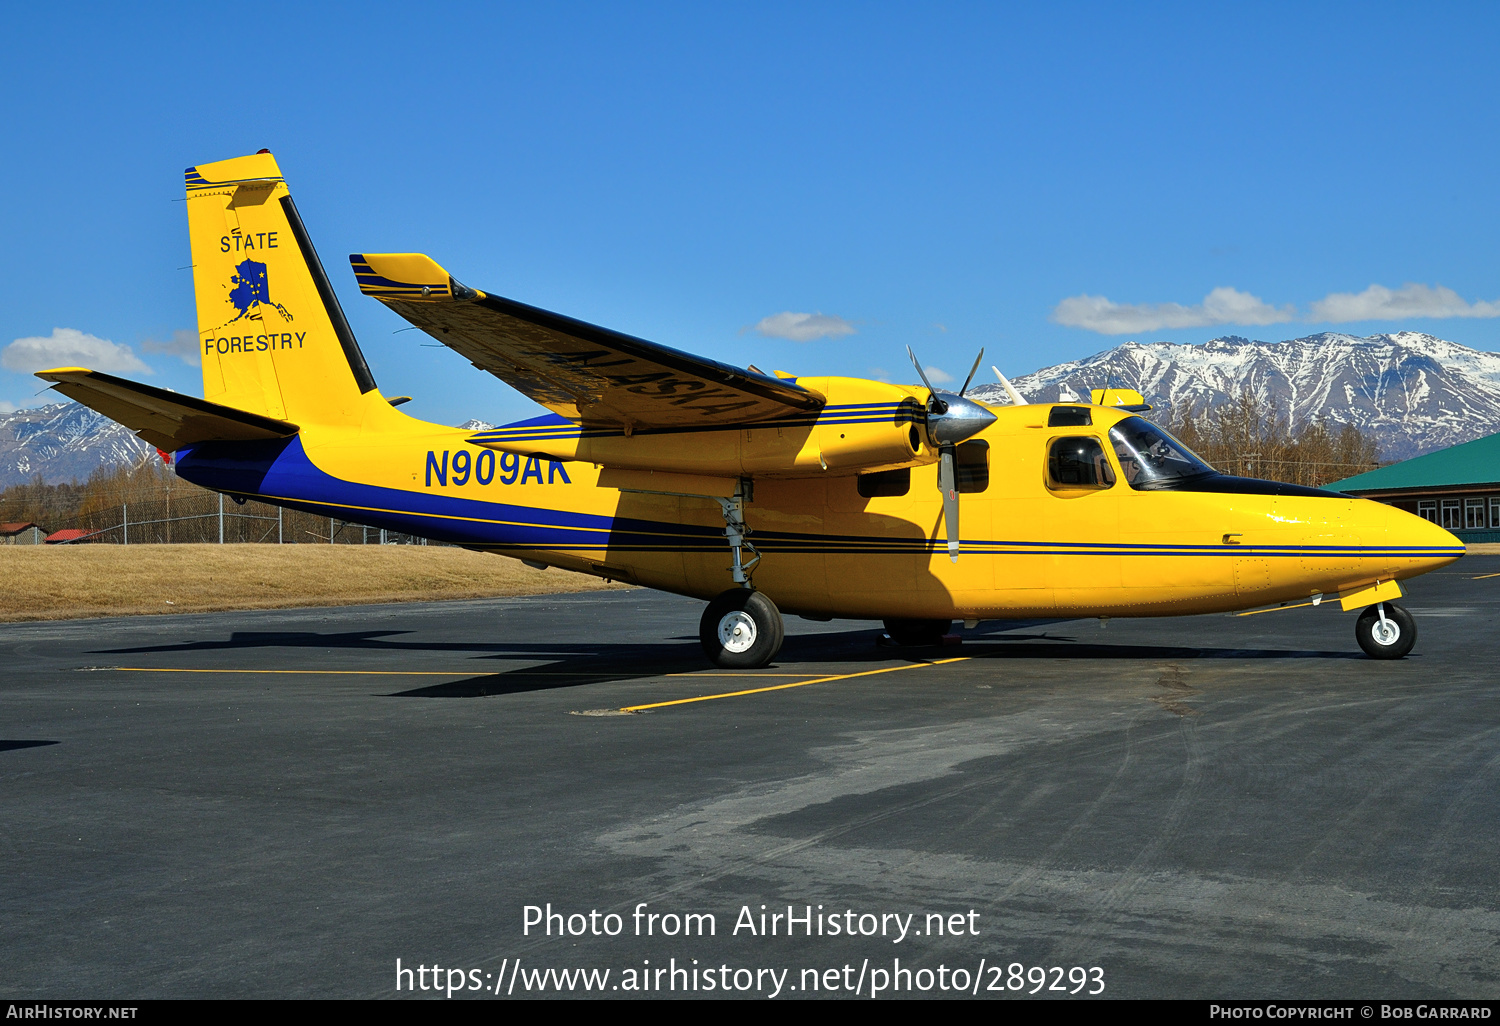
[1465,543,1500,555]
[0,544,627,622]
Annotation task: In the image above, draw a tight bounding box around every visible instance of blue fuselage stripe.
[171,437,1461,562]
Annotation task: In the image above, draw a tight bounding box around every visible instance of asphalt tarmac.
[3,558,1499,1000]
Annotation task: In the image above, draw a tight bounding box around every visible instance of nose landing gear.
[1355,602,1416,659]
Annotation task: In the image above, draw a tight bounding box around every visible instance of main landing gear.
[1355,602,1416,660]
[699,480,785,669]
[701,589,785,668]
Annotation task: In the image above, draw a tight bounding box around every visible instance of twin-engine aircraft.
[39,152,1463,667]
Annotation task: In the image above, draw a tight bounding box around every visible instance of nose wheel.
[700,589,785,668]
[1355,602,1416,659]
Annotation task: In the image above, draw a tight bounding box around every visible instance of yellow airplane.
[37,151,1463,667]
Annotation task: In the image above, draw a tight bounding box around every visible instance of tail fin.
[185,152,379,425]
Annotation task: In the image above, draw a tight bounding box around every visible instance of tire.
[700,589,785,669]
[882,618,954,647]
[1355,603,1416,660]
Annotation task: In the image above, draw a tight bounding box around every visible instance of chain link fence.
[37,492,430,545]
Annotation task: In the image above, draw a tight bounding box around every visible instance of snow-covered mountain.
[970,332,1500,460]
[8,331,1499,484]
[0,408,506,488]
[0,402,152,488]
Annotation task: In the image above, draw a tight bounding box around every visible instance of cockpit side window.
[1108,417,1215,489]
[1047,436,1116,489]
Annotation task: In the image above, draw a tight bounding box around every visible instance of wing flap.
[351,253,824,429]
[36,368,299,451]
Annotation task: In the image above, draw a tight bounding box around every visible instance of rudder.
[185,152,378,425]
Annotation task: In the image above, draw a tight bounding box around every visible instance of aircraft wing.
[350,253,824,429]
[36,368,299,451]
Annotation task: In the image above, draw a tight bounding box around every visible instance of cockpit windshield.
[1108,417,1215,489]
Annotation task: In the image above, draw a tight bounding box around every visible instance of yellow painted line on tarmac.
[622,657,970,712]
[107,667,463,675]
[1471,572,1500,579]
[100,667,821,678]
[1235,600,1329,617]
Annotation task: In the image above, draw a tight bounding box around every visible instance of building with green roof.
[1329,431,1500,542]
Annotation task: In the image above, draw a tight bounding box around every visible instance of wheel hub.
[718,611,758,653]
[1371,618,1401,646]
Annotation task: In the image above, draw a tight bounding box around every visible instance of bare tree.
[1154,392,1380,486]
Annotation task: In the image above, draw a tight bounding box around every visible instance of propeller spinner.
[906,347,997,562]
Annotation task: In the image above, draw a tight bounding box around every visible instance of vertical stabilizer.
[185,152,378,425]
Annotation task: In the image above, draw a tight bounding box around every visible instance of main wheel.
[882,618,954,647]
[700,589,785,668]
[1355,603,1416,660]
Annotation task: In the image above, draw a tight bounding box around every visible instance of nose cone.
[1383,501,1465,576]
[928,392,997,445]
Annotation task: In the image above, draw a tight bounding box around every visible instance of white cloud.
[1308,283,1500,322]
[923,365,954,384]
[1051,287,1295,335]
[142,329,200,365]
[0,401,16,414]
[3,328,152,375]
[752,311,857,342]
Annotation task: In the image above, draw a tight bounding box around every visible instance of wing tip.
[34,366,95,382]
[350,252,457,300]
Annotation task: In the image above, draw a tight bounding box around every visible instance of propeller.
[991,366,1027,406]
[906,346,997,562]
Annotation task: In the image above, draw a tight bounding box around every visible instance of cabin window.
[1108,417,1214,489]
[956,440,989,493]
[857,467,910,498]
[1417,500,1437,523]
[1466,498,1486,530]
[1441,499,1461,529]
[1047,405,1092,427]
[1047,436,1116,489]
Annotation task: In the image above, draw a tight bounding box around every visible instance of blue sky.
[3,2,1498,425]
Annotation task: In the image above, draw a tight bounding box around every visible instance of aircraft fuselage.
[174,400,1462,623]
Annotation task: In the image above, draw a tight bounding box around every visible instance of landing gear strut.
[1355,602,1416,659]
[715,480,760,586]
[700,589,785,668]
[699,479,783,668]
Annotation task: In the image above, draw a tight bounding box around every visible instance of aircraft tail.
[185,151,381,426]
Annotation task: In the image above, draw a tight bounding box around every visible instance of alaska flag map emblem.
[227,259,294,322]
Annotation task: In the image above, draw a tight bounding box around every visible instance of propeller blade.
[900,340,948,414]
[958,348,985,397]
[906,346,936,393]
[938,443,960,562]
[991,366,1027,406]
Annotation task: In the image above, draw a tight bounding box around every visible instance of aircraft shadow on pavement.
[91,626,1363,700]
[959,636,1365,661]
[0,740,59,752]
[382,630,1366,698]
[384,627,947,698]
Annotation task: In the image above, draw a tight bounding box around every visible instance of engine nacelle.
[469,377,937,479]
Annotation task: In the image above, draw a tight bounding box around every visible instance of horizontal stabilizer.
[36,368,299,451]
